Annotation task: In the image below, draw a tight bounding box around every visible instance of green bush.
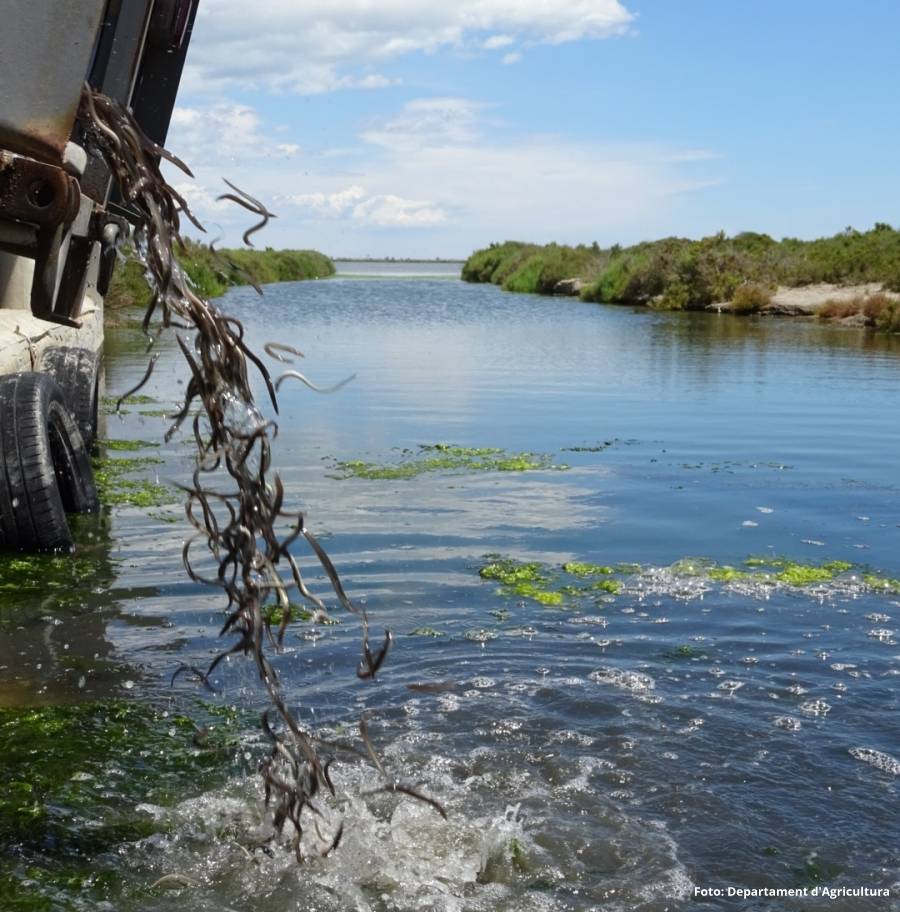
[730,282,772,314]
[464,223,900,325]
[106,240,334,315]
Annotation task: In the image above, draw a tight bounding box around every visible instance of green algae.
[264,603,340,626]
[335,443,567,480]
[562,561,614,577]
[480,559,546,586]
[861,573,900,593]
[0,700,244,847]
[478,556,623,608]
[742,557,853,586]
[97,438,160,451]
[588,579,621,594]
[707,565,753,582]
[91,456,176,508]
[409,626,446,637]
[509,583,565,606]
[0,699,246,910]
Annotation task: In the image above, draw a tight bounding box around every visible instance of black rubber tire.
[0,373,99,553]
[39,347,102,447]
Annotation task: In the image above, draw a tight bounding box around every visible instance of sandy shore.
[715,282,899,316]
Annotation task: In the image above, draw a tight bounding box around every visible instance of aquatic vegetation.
[480,559,546,586]
[861,573,900,594]
[335,444,565,480]
[264,603,340,626]
[97,438,160,451]
[101,393,155,407]
[0,552,108,591]
[562,561,615,577]
[561,441,616,452]
[478,556,622,608]
[91,455,176,508]
[707,565,753,582]
[0,700,246,908]
[409,627,446,637]
[743,556,852,586]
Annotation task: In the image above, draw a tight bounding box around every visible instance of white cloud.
[282,185,367,216]
[502,51,522,64]
[184,0,633,94]
[162,95,719,257]
[361,98,488,150]
[352,194,447,227]
[281,185,446,227]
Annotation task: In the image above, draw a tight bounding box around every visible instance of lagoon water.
[4,262,900,910]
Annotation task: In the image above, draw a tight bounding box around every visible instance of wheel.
[39,347,102,447]
[0,373,99,553]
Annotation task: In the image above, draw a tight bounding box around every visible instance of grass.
[462,224,900,332]
[106,239,335,316]
[334,444,566,479]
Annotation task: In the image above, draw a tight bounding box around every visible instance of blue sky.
[166,0,900,258]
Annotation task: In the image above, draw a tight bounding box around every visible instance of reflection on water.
[4,266,900,910]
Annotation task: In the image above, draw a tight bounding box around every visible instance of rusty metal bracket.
[0,147,95,324]
[0,151,80,229]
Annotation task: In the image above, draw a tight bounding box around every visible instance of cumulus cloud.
[281,185,446,227]
[183,0,633,94]
[282,185,367,216]
[502,52,522,65]
[352,194,447,227]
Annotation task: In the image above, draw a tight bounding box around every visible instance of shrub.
[650,281,691,311]
[817,297,863,320]
[730,282,772,315]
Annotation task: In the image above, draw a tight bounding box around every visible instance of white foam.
[849,747,900,776]
[589,666,655,692]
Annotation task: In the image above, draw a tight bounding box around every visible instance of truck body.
[0,0,198,550]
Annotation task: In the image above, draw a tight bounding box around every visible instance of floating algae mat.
[476,554,900,610]
[0,700,248,909]
[334,443,568,480]
[91,455,176,509]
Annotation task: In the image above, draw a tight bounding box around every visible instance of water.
[3,263,900,910]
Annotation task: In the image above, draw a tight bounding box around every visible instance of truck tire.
[0,373,99,553]
[39,347,102,448]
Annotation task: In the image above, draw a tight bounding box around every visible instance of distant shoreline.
[334,257,465,264]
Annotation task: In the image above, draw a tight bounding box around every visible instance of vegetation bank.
[106,239,334,316]
[462,226,900,332]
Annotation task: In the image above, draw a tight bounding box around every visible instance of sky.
[165,0,900,258]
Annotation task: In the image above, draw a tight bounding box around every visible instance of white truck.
[0,0,197,551]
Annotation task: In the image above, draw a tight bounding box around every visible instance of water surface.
[3,263,899,911]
